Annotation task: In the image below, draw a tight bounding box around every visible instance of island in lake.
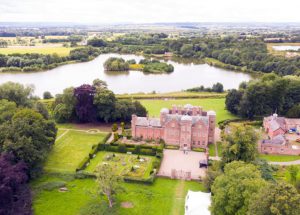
[103,57,174,74]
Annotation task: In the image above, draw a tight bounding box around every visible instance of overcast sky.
[1,0,300,23]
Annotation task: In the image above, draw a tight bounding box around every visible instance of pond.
[0,53,252,97]
[272,46,300,51]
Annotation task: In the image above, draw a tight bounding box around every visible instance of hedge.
[76,156,90,171]
[76,132,112,172]
[98,142,163,156]
[218,118,262,129]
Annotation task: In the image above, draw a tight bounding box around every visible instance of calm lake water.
[0,53,252,97]
[272,46,300,51]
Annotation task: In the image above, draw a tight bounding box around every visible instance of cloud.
[0,0,299,23]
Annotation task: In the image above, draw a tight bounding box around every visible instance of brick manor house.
[131,104,216,150]
[260,114,300,155]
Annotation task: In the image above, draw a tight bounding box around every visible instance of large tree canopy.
[226,74,300,118]
[211,161,267,215]
[0,82,34,107]
[222,125,259,164]
[0,109,57,175]
[0,153,31,215]
[248,181,300,215]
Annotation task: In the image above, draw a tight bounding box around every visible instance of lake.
[0,53,252,97]
[272,46,300,51]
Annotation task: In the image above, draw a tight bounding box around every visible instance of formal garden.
[84,152,155,179]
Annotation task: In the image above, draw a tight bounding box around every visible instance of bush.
[76,156,90,171]
[43,91,53,99]
[123,174,156,184]
[134,145,141,154]
[36,181,67,191]
[118,144,127,153]
[140,149,156,156]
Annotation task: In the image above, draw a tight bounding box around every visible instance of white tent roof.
[185,190,211,215]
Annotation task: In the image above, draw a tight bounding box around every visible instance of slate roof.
[262,134,286,145]
[267,117,286,131]
[136,114,209,128]
[136,117,161,127]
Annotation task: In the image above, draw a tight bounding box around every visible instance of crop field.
[0,45,75,56]
[44,129,108,173]
[139,98,237,123]
[267,42,300,56]
[32,176,204,215]
[84,152,154,178]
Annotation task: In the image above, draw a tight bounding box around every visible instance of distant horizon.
[1,0,300,23]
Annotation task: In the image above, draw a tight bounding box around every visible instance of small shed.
[199,159,208,168]
[185,190,211,215]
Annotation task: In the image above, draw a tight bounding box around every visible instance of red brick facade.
[131,104,216,150]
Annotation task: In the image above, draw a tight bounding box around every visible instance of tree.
[0,109,57,175]
[288,165,299,184]
[43,91,53,99]
[0,99,17,124]
[225,89,243,115]
[252,158,274,181]
[103,57,129,71]
[222,125,259,164]
[95,164,122,208]
[93,88,116,123]
[87,38,107,47]
[203,160,222,191]
[53,87,76,122]
[211,161,267,215]
[0,82,34,107]
[248,181,300,215]
[74,84,96,122]
[34,101,49,119]
[0,153,31,215]
[286,104,300,118]
[93,79,107,90]
[212,82,224,93]
[111,123,118,132]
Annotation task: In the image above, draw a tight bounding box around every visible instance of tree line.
[52,79,147,123]
[225,73,300,118]
[0,46,101,72]
[0,82,58,215]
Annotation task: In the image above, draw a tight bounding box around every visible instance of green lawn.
[140,98,237,123]
[0,46,75,56]
[44,130,107,173]
[208,142,223,157]
[85,152,154,179]
[32,176,205,215]
[259,154,300,162]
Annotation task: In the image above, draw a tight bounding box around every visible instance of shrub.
[113,132,119,142]
[118,144,127,153]
[43,91,53,99]
[76,156,90,171]
[36,181,67,191]
[134,145,141,154]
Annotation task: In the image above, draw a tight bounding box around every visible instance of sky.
[0,0,300,23]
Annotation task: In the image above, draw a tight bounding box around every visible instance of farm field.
[32,176,204,215]
[267,42,300,56]
[0,45,75,56]
[44,129,108,173]
[85,152,154,179]
[139,98,237,123]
